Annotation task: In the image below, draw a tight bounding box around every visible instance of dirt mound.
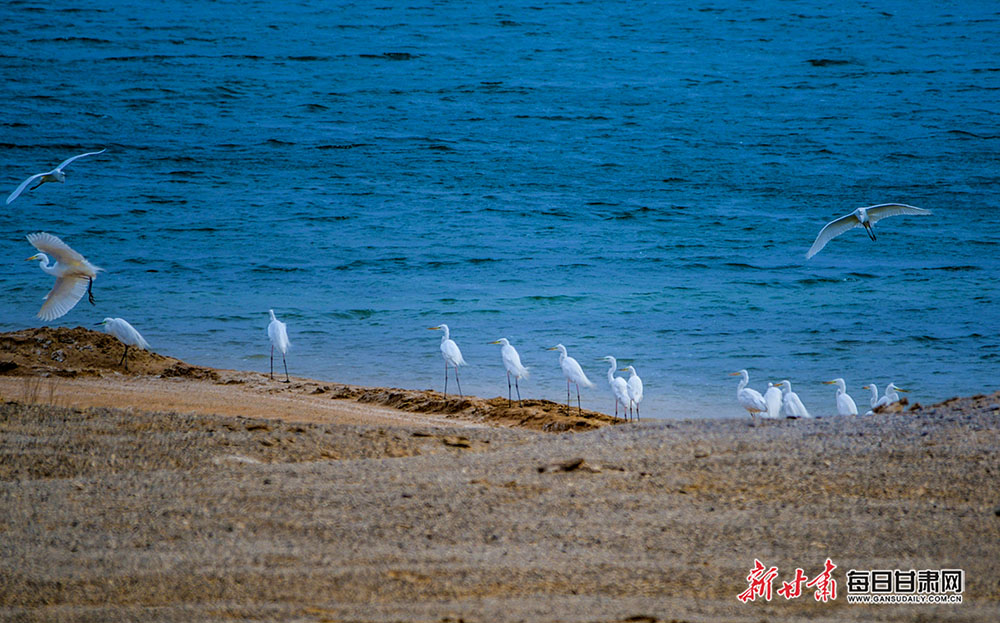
[0,326,218,380]
[331,385,619,431]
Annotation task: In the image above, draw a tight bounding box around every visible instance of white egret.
[97,317,150,371]
[429,324,466,397]
[730,369,767,418]
[776,380,811,418]
[547,344,593,413]
[622,364,643,421]
[601,356,631,419]
[862,383,880,415]
[806,203,932,259]
[873,382,908,409]
[763,382,783,419]
[25,232,102,320]
[267,309,290,382]
[823,378,858,416]
[7,149,107,204]
[490,338,529,406]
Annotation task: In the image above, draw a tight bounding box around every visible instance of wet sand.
[1,327,998,621]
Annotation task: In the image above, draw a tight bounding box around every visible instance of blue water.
[3,1,999,419]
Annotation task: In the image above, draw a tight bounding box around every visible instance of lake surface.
[3,0,999,418]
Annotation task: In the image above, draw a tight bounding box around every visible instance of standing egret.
[429,324,466,398]
[806,203,932,259]
[730,370,767,418]
[7,148,107,204]
[601,356,631,419]
[763,382,783,419]
[547,344,593,413]
[97,317,150,371]
[25,232,102,320]
[267,309,290,382]
[874,382,907,409]
[862,383,880,415]
[823,378,858,416]
[622,364,643,421]
[776,380,811,418]
[490,338,529,406]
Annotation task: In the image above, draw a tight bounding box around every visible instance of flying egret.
[25,232,102,320]
[730,369,767,418]
[763,382,783,419]
[429,324,466,397]
[823,378,858,416]
[7,149,107,204]
[267,309,290,382]
[97,317,150,371]
[776,380,811,418]
[805,203,932,259]
[862,383,880,415]
[547,344,593,413]
[622,364,643,421]
[490,338,529,406]
[602,356,631,419]
[873,382,908,409]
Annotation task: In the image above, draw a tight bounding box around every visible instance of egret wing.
[6,173,46,205]
[805,212,861,259]
[27,232,87,265]
[108,318,150,349]
[267,319,290,354]
[56,149,107,171]
[865,203,932,224]
[38,275,89,321]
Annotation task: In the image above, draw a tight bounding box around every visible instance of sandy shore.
[1,327,998,621]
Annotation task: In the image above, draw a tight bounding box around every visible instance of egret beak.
[489,340,500,344]
[862,385,871,390]
[25,255,39,261]
[427,327,440,331]
[546,346,558,351]
[896,388,909,393]
[728,372,741,376]
[823,380,837,385]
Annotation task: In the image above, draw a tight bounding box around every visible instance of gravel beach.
[1,328,998,621]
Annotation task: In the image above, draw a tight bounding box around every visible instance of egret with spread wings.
[7,149,107,204]
[25,232,102,320]
[806,203,932,259]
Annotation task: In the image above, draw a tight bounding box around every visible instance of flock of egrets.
[11,149,931,419]
[730,369,908,420]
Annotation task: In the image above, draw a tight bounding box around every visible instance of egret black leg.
[455,365,463,398]
[87,277,96,305]
[576,384,582,414]
[507,372,512,406]
[119,345,129,370]
[444,363,449,396]
[566,380,571,410]
[270,345,274,380]
[515,377,521,404]
[282,354,289,383]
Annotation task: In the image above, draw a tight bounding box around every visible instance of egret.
[823,378,858,416]
[490,338,529,406]
[730,370,767,418]
[862,383,880,415]
[622,364,643,421]
[547,344,593,413]
[7,149,107,204]
[429,324,466,397]
[267,309,290,382]
[776,380,811,418]
[873,382,908,409]
[97,317,150,371]
[25,232,102,320]
[763,382,783,419]
[806,203,932,259]
[601,356,631,419]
